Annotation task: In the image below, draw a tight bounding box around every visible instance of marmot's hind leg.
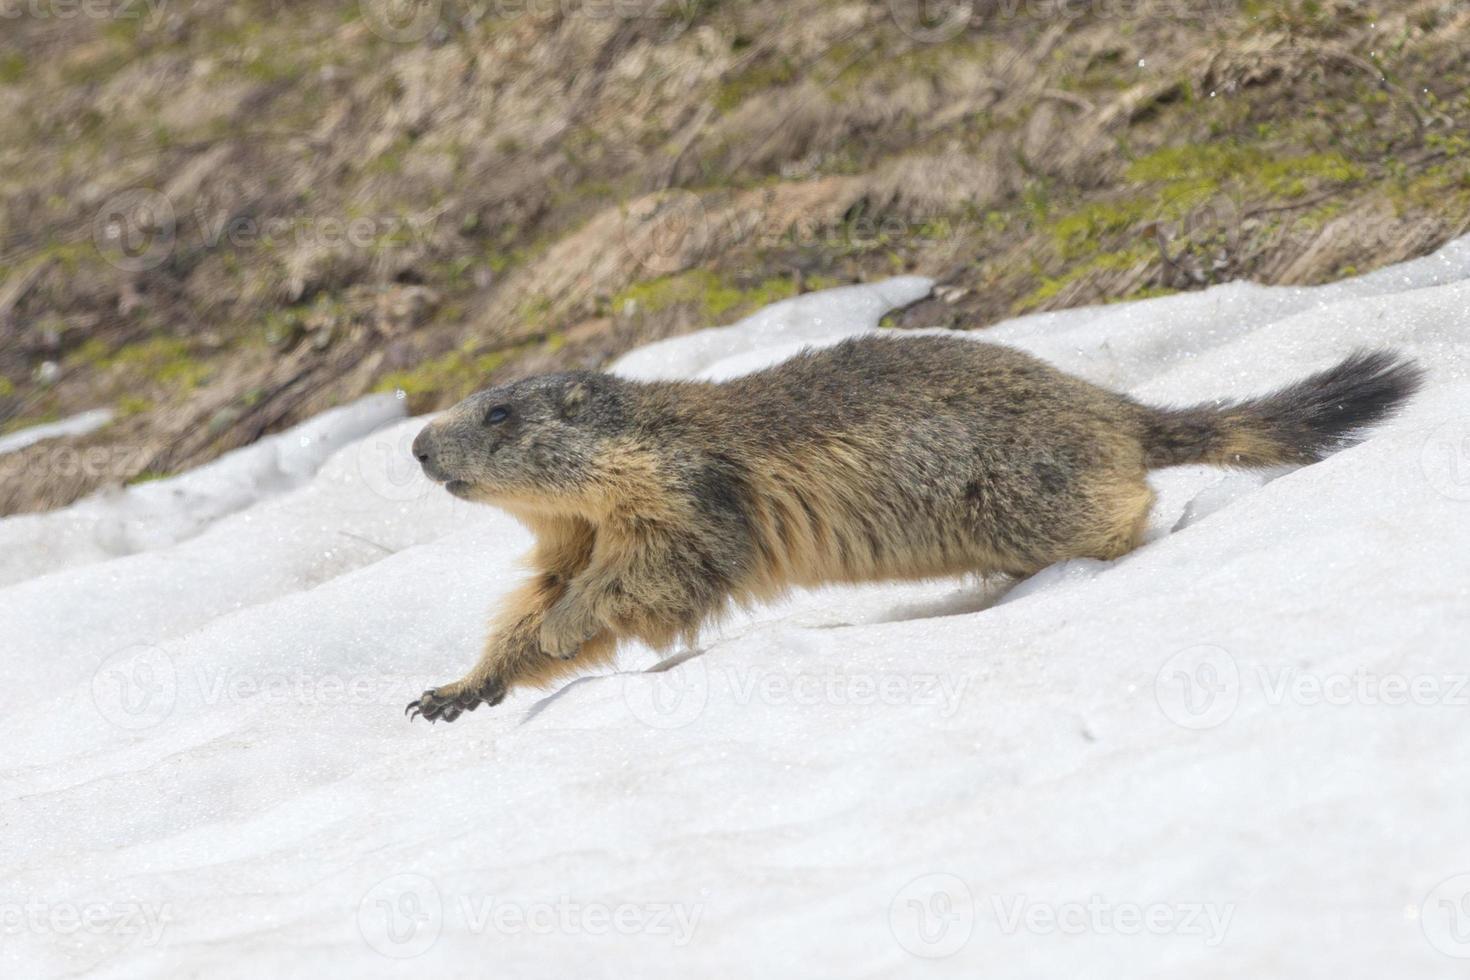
[1076,478,1154,562]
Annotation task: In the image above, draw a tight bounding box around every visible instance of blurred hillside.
[1,0,1468,513]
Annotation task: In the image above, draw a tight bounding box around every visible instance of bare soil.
[2,0,1468,513]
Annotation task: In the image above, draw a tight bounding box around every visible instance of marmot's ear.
[560,381,591,419]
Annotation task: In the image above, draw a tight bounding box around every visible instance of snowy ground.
[3,253,1469,978]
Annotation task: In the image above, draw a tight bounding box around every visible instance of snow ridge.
[3,254,1468,979]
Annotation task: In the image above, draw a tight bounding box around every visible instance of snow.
[613,275,933,381]
[0,394,405,587]
[0,408,114,457]
[3,259,1468,978]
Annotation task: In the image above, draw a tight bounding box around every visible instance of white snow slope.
[2,261,1468,979]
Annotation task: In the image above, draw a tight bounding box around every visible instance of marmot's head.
[412,371,629,509]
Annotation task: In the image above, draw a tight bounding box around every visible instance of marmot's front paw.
[406,678,505,723]
[538,603,593,660]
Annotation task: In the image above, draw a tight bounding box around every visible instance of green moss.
[1259,153,1363,197]
[1046,200,1154,261]
[116,395,154,418]
[263,307,309,347]
[1296,200,1346,228]
[1243,0,1354,34]
[516,294,554,330]
[1426,131,1470,159]
[102,337,212,393]
[1111,285,1179,303]
[1022,181,1052,221]
[1126,144,1364,199]
[705,275,797,318]
[1034,143,1365,269]
[66,338,113,368]
[126,470,172,486]
[0,376,13,398]
[374,347,511,400]
[612,269,796,321]
[1014,245,1154,311]
[0,53,27,85]
[612,271,698,315]
[43,241,100,274]
[826,32,993,101]
[1,410,61,435]
[715,58,798,113]
[239,50,307,84]
[366,134,416,176]
[1388,163,1470,215]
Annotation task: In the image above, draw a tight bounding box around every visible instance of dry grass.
[2,0,1469,512]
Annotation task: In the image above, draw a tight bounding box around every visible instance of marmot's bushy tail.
[1138,350,1424,469]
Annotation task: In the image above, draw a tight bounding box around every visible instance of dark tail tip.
[1140,349,1425,470]
[1268,348,1425,460]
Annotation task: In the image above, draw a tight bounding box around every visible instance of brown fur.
[405,335,1420,722]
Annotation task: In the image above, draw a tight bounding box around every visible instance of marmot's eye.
[484,405,511,425]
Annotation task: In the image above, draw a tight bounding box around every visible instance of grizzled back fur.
[405,333,1421,722]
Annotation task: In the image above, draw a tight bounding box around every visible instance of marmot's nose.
[411,426,434,467]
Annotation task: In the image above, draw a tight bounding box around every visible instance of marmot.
[407,334,1421,722]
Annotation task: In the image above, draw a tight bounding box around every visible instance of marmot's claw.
[406,681,505,723]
